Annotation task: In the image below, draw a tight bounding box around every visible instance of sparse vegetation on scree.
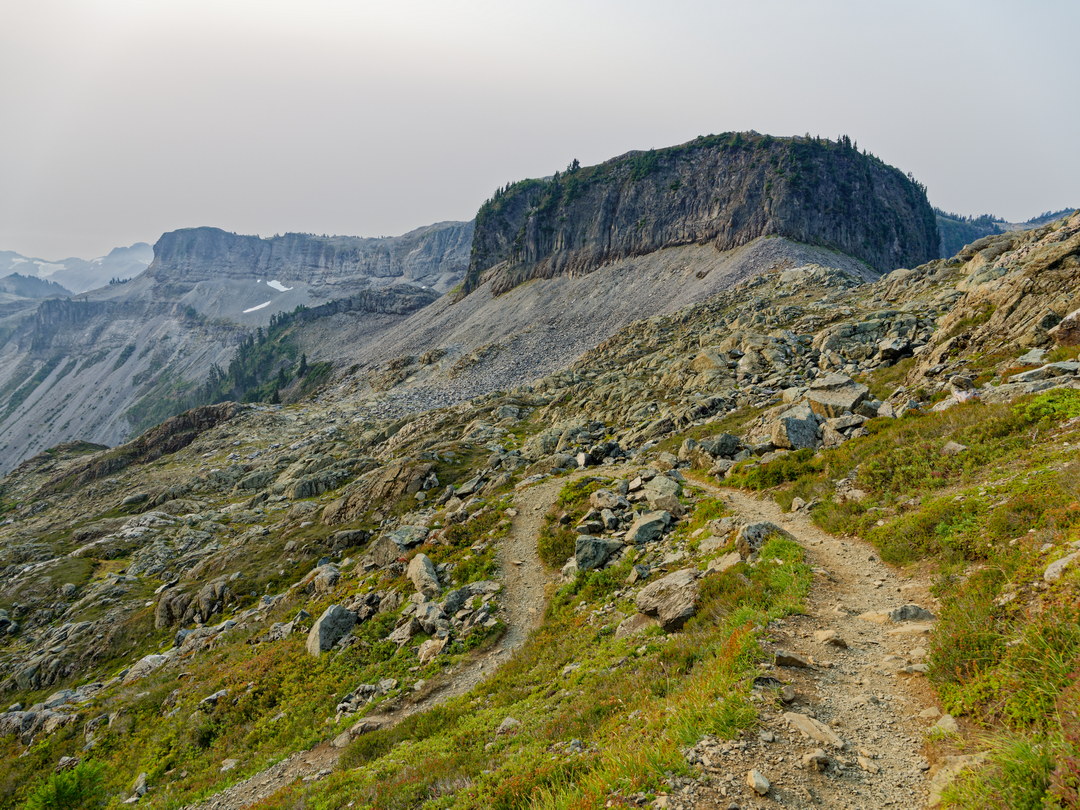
[0,159,1076,809]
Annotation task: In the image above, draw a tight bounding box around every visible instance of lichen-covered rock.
[770,405,821,450]
[575,535,624,571]
[635,568,700,631]
[625,510,673,544]
[307,604,356,656]
[806,374,870,418]
[407,553,441,598]
[736,522,795,558]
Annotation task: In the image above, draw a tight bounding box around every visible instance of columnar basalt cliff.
[467,133,939,293]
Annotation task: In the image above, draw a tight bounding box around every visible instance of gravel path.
[669,483,940,809]
[182,477,565,809]
[183,476,944,810]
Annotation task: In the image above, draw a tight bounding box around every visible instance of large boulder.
[122,653,172,685]
[700,433,742,459]
[154,579,231,629]
[307,604,356,656]
[407,553,441,599]
[575,536,624,571]
[806,374,870,418]
[635,568,700,631]
[642,475,681,505]
[1049,307,1080,346]
[736,522,795,558]
[625,511,673,544]
[367,525,430,567]
[322,459,435,524]
[770,405,821,450]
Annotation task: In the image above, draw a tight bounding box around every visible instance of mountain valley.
[0,134,1078,810]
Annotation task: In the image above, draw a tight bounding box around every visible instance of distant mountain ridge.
[935,207,1076,257]
[0,242,153,294]
[0,273,71,300]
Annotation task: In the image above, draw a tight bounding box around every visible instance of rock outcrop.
[468,133,939,294]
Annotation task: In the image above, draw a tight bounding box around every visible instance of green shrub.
[22,760,107,810]
[537,522,577,568]
[725,448,819,489]
[1014,388,1080,422]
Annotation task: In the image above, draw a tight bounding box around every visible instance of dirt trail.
[680,482,941,810]
[183,476,567,810]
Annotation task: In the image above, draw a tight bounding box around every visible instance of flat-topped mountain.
[149,222,473,297]
[467,133,939,294]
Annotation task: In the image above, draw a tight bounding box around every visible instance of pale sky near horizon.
[1,0,1077,259]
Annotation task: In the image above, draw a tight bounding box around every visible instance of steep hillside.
[467,133,939,294]
[0,214,1076,809]
[0,223,472,473]
[309,237,876,419]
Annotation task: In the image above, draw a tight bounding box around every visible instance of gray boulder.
[635,568,700,631]
[736,522,795,558]
[770,405,821,450]
[407,553,441,599]
[643,475,681,504]
[575,536,624,571]
[307,604,356,656]
[806,374,870,418]
[700,433,742,459]
[625,511,673,544]
[368,525,430,567]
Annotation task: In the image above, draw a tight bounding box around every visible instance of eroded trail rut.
[187,476,940,810]
[681,484,938,810]
[184,477,564,810]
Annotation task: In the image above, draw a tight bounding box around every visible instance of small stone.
[496,716,521,735]
[800,748,829,771]
[934,714,960,735]
[1045,552,1079,583]
[746,769,770,796]
[784,711,845,748]
[813,629,848,648]
[780,685,797,704]
[888,604,936,622]
[775,650,812,668]
[857,756,880,774]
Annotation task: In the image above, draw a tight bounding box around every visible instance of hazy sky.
[2,0,1077,259]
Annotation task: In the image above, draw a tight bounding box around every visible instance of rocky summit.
[0,136,1078,810]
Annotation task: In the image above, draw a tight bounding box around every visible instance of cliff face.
[468,133,939,293]
[150,221,473,293]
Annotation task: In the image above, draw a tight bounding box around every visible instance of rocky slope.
[0,212,1076,809]
[467,133,939,294]
[935,207,1075,258]
[0,222,472,473]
